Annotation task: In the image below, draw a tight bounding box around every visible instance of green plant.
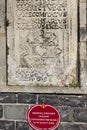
[69,81,81,88]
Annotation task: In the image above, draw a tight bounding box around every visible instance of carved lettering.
[16,0,68,30]
[7,0,78,86]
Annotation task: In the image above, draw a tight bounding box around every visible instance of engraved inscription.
[16,0,68,30]
[7,0,78,86]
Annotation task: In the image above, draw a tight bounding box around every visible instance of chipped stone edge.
[0,84,86,94]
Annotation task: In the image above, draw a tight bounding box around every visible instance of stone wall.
[0,0,87,130]
[0,0,87,93]
[0,93,87,130]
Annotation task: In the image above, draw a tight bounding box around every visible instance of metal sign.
[27,104,61,130]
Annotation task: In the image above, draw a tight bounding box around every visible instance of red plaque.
[27,104,61,130]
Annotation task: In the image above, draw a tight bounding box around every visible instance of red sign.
[27,104,61,130]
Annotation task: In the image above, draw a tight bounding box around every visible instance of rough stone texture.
[73,108,87,122]
[0,0,86,93]
[38,94,86,107]
[16,121,60,130]
[0,0,87,130]
[16,122,30,130]
[57,106,74,122]
[0,0,6,84]
[79,0,87,88]
[7,0,78,87]
[0,0,86,94]
[79,1,87,41]
[16,122,87,130]
[57,95,86,107]
[18,93,37,104]
[80,42,87,89]
[0,93,86,130]
[59,123,87,130]
[4,105,29,120]
[0,93,18,103]
[0,121,15,130]
[38,94,59,104]
[0,105,3,118]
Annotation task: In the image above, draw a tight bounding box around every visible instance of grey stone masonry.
[59,123,87,130]
[0,93,18,103]
[18,93,37,104]
[0,0,87,130]
[38,94,87,107]
[0,0,86,93]
[0,105,3,118]
[4,105,29,120]
[0,120,15,130]
[0,93,86,130]
[73,108,87,123]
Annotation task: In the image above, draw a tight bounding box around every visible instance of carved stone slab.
[7,0,78,86]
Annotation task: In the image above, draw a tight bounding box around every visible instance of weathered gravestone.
[7,0,78,86]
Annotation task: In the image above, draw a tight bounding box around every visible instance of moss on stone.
[69,81,81,88]
[5,19,10,27]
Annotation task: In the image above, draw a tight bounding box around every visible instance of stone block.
[0,105,3,118]
[38,94,59,104]
[0,93,18,103]
[57,106,74,122]
[58,95,85,107]
[60,123,87,130]
[4,105,28,120]
[16,121,29,130]
[7,0,78,87]
[38,94,85,107]
[18,93,37,104]
[0,121,15,130]
[73,108,87,122]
